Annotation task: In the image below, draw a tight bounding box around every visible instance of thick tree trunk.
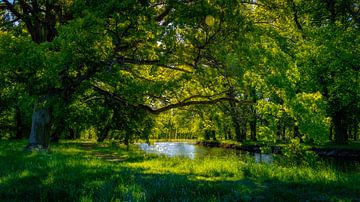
[26,108,52,150]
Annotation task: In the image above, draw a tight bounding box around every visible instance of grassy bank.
[0,140,359,201]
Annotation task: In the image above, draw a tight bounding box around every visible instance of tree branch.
[181,90,229,103]
[155,5,172,22]
[91,85,252,115]
[0,17,19,26]
[1,0,23,19]
[289,0,303,32]
[119,57,192,73]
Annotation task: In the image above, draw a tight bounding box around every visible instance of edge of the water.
[196,140,360,160]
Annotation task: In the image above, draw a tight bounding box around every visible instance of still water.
[138,142,360,171]
[138,142,272,163]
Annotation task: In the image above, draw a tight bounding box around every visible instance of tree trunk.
[97,126,110,142]
[241,124,247,141]
[26,108,52,150]
[354,124,358,141]
[124,132,131,146]
[50,118,65,143]
[234,120,242,142]
[211,130,216,141]
[226,129,232,140]
[348,126,353,140]
[333,111,348,144]
[329,122,334,141]
[69,128,76,140]
[326,0,336,24]
[282,126,286,140]
[250,119,256,141]
[15,106,23,139]
[294,125,300,138]
[249,87,257,141]
[277,123,282,140]
[228,87,244,142]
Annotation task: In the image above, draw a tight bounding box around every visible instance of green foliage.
[280,138,319,166]
[0,0,359,146]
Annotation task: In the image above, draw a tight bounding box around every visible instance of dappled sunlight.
[0,0,359,200]
[0,140,359,201]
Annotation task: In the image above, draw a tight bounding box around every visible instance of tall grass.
[0,140,359,201]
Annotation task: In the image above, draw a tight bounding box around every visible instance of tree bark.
[282,126,286,140]
[15,105,23,139]
[26,108,52,150]
[241,124,247,141]
[211,130,216,141]
[294,125,300,138]
[277,122,282,140]
[250,119,256,141]
[228,87,245,142]
[97,126,110,142]
[249,87,257,141]
[333,111,348,144]
[329,122,334,141]
[69,128,76,140]
[226,129,232,140]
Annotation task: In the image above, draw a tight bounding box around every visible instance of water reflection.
[138,142,359,171]
[138,142,272,163]
[254,153,273,164]
[139,142,196,159]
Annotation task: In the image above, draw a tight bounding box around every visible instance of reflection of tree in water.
[138,142,273,162]
[139,142,196,159]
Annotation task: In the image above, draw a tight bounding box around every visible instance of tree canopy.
[0,0,359,147]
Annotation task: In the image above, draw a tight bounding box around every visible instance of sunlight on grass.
[0,140,359,201]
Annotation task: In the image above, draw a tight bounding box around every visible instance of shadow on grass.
[111,172,359,202]
[0,140,359,201]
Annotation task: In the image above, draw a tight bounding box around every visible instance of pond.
[138,142,273,164]
[138,142,360,171]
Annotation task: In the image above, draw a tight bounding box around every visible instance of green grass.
[0,140,359,201]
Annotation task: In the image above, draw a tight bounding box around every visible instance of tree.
[1,0,258,147]
[293,0,360,144]
[1,0,357,147]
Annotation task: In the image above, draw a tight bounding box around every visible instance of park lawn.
[0,140,359,201]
